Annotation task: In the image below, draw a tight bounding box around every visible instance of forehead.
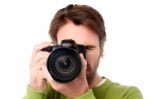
[57,21,99,46]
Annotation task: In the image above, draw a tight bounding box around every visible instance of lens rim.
[47,47,81,83]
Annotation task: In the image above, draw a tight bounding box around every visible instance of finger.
[30,68,45,80]
[37,70,46,79]
[30,51,50,68]
[32,42,55,55]
[33,51,50,63]
[42,64,54,82]
[32,59,47,70]
[80,53,87,71]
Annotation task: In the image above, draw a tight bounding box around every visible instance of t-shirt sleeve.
[125,86,143,99]
[75,89,96,99]
[23,85,50,99]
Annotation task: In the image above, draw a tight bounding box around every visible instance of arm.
[23,42,54,99]
[125,86,143,99]
[23,85,49,99]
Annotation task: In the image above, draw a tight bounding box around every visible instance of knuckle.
[33,44,40,51]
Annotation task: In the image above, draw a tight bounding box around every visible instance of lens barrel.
[47,47,81,83]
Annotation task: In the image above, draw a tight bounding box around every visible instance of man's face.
[57,21,103,83]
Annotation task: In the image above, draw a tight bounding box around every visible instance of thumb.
[80,53,87,72]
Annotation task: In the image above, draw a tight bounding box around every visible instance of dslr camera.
[42,39,86,83]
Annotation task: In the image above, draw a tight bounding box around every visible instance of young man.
[24,4,143,99]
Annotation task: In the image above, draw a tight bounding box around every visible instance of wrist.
[30,80,48,92]
[80,85,89,95]
[71,84,89,98]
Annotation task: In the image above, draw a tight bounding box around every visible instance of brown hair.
[49,4,106,47]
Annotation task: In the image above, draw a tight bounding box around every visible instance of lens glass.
[55,55,76,75]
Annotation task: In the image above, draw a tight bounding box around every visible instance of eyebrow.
[85,45,96,49]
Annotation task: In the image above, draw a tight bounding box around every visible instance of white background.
[0,0,149,99]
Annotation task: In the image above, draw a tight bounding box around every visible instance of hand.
[29,42,52,91]
[42,53,89,98]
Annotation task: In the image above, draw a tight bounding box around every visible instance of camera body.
[42,39,86,83]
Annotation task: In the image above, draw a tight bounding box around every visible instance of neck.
[89,73,102,88]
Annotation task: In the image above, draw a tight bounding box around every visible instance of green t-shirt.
[23,78,143,99]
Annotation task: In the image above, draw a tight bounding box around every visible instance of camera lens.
[47,47,81,83]
[58,56,71,69]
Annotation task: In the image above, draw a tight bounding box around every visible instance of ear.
[99,45,104,58]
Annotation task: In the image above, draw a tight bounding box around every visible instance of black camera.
[42,39,86,83]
